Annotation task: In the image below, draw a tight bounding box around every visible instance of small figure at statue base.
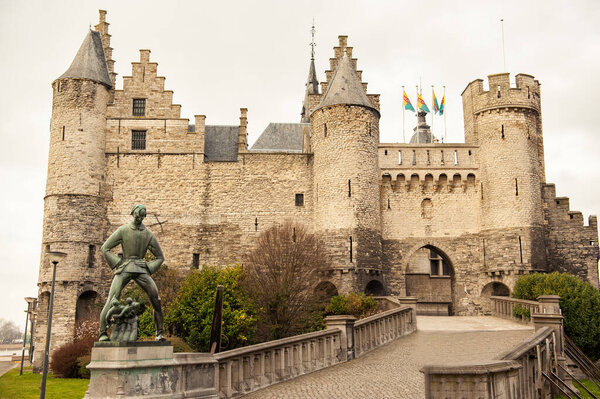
[104,297,143,342]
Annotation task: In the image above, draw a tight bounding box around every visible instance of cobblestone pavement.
[243,316,533,399]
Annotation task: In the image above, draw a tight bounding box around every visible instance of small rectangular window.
[497,85,501,98]
[193,253,200,269]
[132,98,146,116]
[384,150,388,156]
[412,150,416,165]
[132,130,147,150]
[454,150,458,165]
[398,151,402,165]
[295,193,304,207]
[88,245,95,268]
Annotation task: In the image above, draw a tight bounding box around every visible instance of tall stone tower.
[462,73,546,271]
[310,37,382,292]
[34,28,112,369]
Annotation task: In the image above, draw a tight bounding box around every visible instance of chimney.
[238,108,248,153]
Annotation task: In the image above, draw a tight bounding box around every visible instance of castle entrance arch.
[480,282,510,314]
[365,280,385,296]
[405,245,454,315]
[314,281,338,299]
[75,290,99,328]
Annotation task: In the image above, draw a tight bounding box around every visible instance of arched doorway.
[405,245,454,315]
[480,282,510,315]
[314,281,338,300]
[365,280,385,296]
[75,290,99,327]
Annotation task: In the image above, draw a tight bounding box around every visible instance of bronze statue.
[98,204,165,341]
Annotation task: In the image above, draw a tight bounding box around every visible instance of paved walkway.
[243,316,533,399]
[0,361,16,378]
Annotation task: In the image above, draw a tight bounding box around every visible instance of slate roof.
[316,54,375,112]
[58,30,112,87]
[251,123,307,152]
[204,125,239,162]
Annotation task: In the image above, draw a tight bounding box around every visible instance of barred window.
[132,130,146,150]
[295,193,304,207]
[132,98,146,116]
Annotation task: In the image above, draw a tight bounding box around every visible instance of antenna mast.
[501,19,506,72]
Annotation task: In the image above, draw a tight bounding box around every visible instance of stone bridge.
[242,316,533,398]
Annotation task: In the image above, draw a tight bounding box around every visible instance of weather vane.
[310,18,316,60]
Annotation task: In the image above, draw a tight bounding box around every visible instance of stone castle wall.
[35,15,599,368]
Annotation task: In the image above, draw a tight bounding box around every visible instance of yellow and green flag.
[403,91,415,112]
[432,89,440,114]
[439,94,445,115]
[417,93,430,113]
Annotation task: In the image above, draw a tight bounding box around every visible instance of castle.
[34,10,599,368]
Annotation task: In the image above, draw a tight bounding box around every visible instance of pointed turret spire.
[409,111,434,143]
[301,21,320,123]
[58,30,112,87]
[316,53,374,112]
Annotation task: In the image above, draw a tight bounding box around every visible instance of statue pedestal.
[85,341,218,399]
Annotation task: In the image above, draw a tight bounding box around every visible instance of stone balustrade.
[354,305,416,357]
[423,295,567,398]
[214,328,342,398]
[490,295,541,324]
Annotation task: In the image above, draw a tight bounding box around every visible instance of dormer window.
[133,98,146,116]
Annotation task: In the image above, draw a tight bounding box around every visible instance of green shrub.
[165,265,257,352]
[50,340,91,378]
[512,272,600,361]
[512,304,531,320]
[325,293,378,319]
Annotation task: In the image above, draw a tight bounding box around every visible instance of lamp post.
[29,298,37,364]
[19,297,37,375]
[39,251,66,399]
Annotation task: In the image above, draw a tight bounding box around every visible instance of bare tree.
[0,318,22,343]
[244,222,329,340]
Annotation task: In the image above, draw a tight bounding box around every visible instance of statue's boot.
[98,333,109,342]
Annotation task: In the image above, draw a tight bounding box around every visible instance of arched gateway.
[405,245,454,315]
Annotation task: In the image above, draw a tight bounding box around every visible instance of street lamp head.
[45,251,67,265]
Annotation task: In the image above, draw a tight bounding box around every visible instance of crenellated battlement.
[381,171,478,194]
[462,72,541,116]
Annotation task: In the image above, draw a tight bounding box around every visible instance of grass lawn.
[555,379,600,398]
[0,366,88,399]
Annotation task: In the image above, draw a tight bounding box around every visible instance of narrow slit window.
[398,151,402,165]
[254,217,258,231]
[384,150,388,156]
[131,130,147,150]
[426,150,430,165]
[88,245,95,268]
[324,123,327,137]
[57,82,61,92]
[515,178,519,196]
[349,236,353,263]
[348,179,351,197]
[295,193,304,207]
[440,150,444,165]
[193,253,200,269]
[527,87,531,99]
[501,125,505,139]
[132,98,146,116]
[497,85,501,98]
[387,198,391,209]
[454,150,458,165]
[62,126,65,141]
[412,150,416,165]
[518,236,523,263]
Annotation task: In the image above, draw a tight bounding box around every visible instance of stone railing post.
[532,295,568,381]
[397,297,417,327]
[324,315,356,361]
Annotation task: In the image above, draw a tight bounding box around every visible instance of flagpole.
[402,85,405,143]
[443,85,447,143]
[431,85,434,141]
[416,85,419,144]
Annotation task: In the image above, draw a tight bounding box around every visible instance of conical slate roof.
[306,59,319,95]
[58,30,112,87]
[315,54,374,112]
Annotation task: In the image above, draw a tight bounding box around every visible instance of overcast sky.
[0,0,599,329]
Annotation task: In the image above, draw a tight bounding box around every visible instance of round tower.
[34,30,112,370]
[310,39,382,293]
[461,73,546,271]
